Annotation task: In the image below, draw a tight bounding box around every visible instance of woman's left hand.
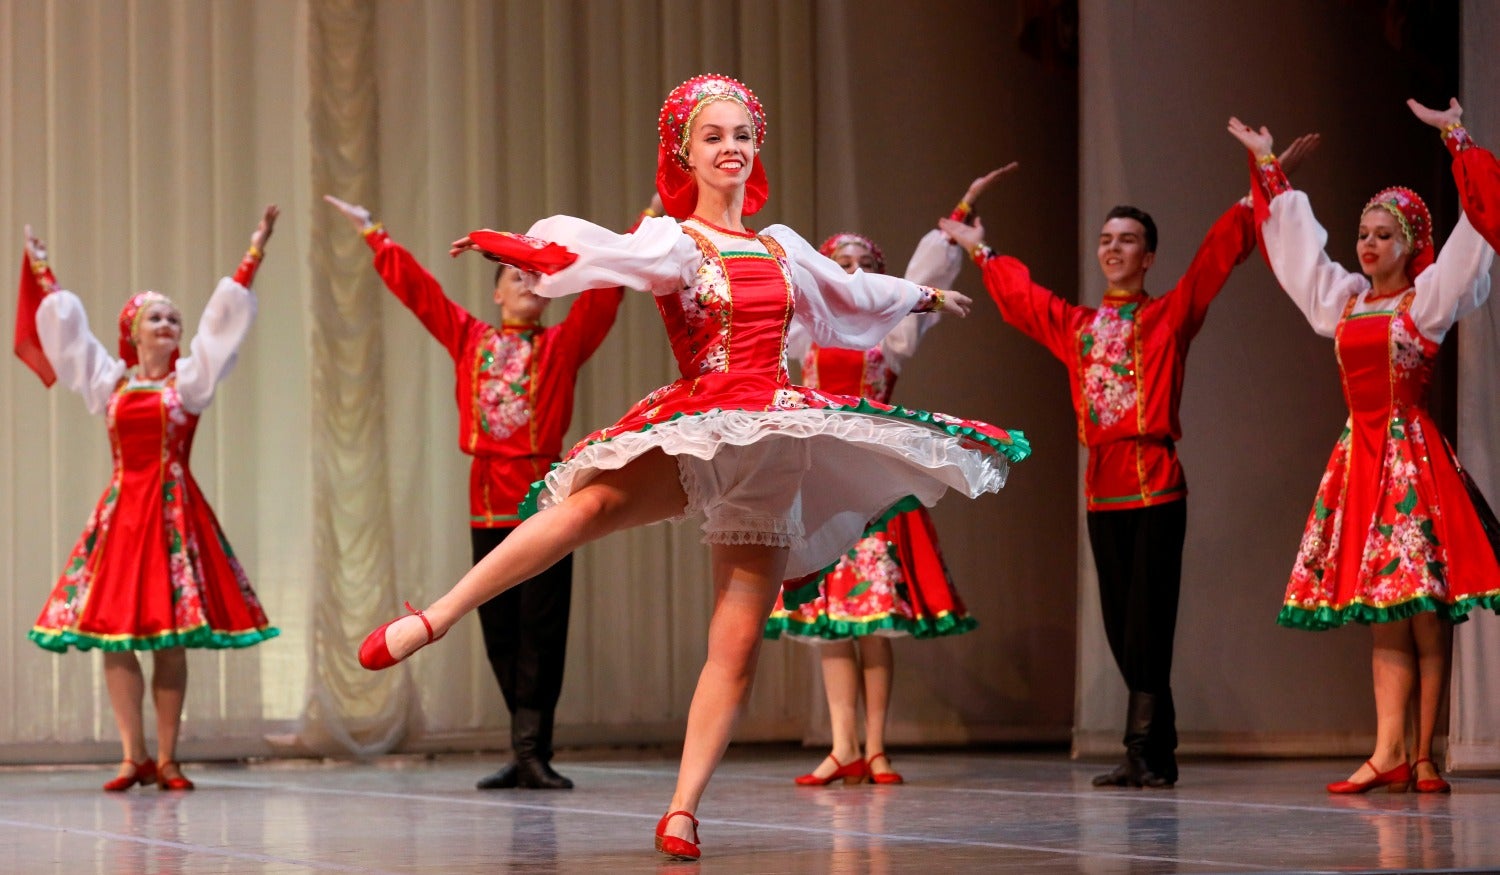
[251,204,280,252]
[941,290,972,318]
[1407,97,1462,131]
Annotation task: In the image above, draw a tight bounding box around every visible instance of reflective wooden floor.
[2,749,1498,873]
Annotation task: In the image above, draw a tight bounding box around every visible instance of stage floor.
[2,748,1497,873]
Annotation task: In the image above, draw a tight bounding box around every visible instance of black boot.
[1092,692,1173,788]
[1148,689,1178,786]
[476,761,520,790]
[512,708,573,790]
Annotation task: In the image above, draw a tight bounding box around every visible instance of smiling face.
[1357,207,1412,284]
[830,242,878,275]
[493,264,548,324]
[132,301,183,357]
[684,99,755,198]
[1096,217,1155,289]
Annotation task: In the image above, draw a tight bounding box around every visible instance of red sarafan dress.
[765,230,976,640]
[1258,160,1500,630]
[29,281,278,652]
[485,215,1031,581]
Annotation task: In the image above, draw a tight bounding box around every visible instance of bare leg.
[808,640,862,778]
[103,651,149,777]
[859,635,896,775]
[381,450,688,658]
[151,648,188,772]
[663,542,789,842]
[1410,612,1450,782]
[1345,620,1417,783]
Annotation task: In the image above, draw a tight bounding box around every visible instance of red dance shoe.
[1327,759,1411,794]
[794,753,870,786]
[358,601,442,670]
[157,760,195,791]
[102,758,157,792]
[866,751,905,785]
[654,810,700,861]
[1413,757,1451,794]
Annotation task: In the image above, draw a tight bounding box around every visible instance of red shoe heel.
[157,760,195,791]
[359,601,442,670]
[1327,759,1411,794]
[654,810,700,861]
[794,753,870,786]
[866,751,905,785]
[1413,757,1451,794]
[102,758,157,792]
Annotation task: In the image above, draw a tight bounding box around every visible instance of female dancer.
[764,166,1015,787]
[1229,105,1498,794]
[21,206,281,792]
[359,74,1029,859]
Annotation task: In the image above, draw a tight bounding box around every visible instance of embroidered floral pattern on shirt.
[1079,304,1139,428]
[476,330,533,439]
[1389,315,1426,374]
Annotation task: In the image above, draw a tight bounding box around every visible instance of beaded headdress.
[1364,186,1434,279]
[655,74,769,219]
[117,291,180,368]
[818,232,887,274]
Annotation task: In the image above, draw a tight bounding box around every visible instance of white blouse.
[36,277,258,416]
[523,215,929,353]
[1263,190,1493,342]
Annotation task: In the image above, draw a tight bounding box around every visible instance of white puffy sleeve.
[765,225,924,351]
[880,230,960,374]
[1263,191,1368,337]
[525,214,701,298]
[1409,212,1494,342]
[175,277,258,414]
[36,290,127,416]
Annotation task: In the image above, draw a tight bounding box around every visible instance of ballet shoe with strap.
[1326,758,1410,794]
[102,758,157,792]
[794,753,870,786]
[359,601,443,670]
[866,751,904,785]
[1413,757,1451,794]
[157,760,195,791]
[654,810,700,861]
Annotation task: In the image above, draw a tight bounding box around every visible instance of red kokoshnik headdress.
[117,291,180,369]
[656,74,769,220]
[818,232,887,274]
[1364,186,1434,279]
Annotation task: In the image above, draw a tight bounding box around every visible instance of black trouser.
[471,526,573,762]
[1085,500,1186,697]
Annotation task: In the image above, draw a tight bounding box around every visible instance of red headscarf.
[1364,186,1434,279]
[117,291,180,369]
[818,232,887,274]
[655,74,769,220]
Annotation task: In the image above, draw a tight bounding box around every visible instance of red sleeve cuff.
[1443,125,1475,157]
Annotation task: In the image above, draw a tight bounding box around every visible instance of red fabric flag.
[466,231,579,275]
[15,251,57,387]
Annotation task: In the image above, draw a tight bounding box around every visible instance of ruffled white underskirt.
[538,408,1010,578]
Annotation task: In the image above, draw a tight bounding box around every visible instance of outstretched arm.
[325,193,475,359]
[232,204,279,287]
[938,215,1076,363]
[554,193,665,364]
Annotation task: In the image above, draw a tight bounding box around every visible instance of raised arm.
[939,215,1076,363]
[176,207,272,412]
[1412,97,1500,251]
[325,194,475,359]
[1230,118,1362,337]
[1160,200,1257,338]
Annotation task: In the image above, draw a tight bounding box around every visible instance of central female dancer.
[357,74,1029,860]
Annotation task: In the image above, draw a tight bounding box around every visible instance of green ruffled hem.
[779,495,924,611]
[764,610,977,642]
[1277,592,1500,631]
[28,624,281,654]
[519,402,1031,519]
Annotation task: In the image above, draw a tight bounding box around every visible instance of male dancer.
[940,138,1315,787]
[327,194,657,789]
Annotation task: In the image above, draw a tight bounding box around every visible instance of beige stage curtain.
[1448,0,1500,773]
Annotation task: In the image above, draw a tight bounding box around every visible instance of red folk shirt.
[366,229,623,528]
[976,202,1255,511]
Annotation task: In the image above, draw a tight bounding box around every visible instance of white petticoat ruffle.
[536,407,1011,578]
